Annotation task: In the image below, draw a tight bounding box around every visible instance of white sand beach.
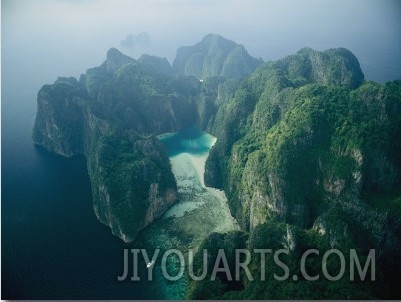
[162,133,238,234]
[185,134,216,188]
[143,130,239,299]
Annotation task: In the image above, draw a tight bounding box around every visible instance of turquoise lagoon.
[135,127,239,299]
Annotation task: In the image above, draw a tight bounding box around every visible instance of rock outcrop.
[199,47,401,299]
[33,75,179,242]
[33,37,401,298]
[33,49,186,242]
[172,34,262,79]
[32,39,252,242]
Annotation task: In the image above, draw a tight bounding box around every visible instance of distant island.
[33,34,401,299]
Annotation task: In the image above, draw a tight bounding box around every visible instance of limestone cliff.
[172,34,262,79]
[205,47,393,228]
[199,47,401,299]
[33,49,184,242]
[33,38,401,298]
[32,39,249,242]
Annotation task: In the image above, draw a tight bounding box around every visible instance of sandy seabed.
[164,151,238,233]
[139,132,239,299]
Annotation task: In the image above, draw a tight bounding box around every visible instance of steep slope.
[138,54,173,76]
[33,49,188,242]
[32,42,248,242]
[172,34,262,79]
[194,47,401,299]
[32,40,401,298]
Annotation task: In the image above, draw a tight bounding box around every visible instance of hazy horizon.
[2,0,401,105]
[2,1,401,300]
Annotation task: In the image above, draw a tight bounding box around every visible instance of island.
[33,34,401,299]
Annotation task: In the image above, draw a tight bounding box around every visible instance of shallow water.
[2,104,236,299]
[137,127,239,299]
[158,127,216,157]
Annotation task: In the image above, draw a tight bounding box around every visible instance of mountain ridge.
[32,34,401,299]
[172,33,263,79]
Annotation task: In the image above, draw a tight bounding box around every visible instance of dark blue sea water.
[1,76,219,299]
[1,96,159,299]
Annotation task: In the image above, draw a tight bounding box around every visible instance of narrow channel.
[136,127,239,299]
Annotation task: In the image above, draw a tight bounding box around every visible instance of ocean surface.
[3,47,399,299]
[1,89,234,299]
[2,98,157,299]
[157,127,216,157]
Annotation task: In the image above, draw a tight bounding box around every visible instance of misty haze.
[2,0,401,300]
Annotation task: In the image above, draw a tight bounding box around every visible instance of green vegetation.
[172,34,262,79]
[32,80,86,156]
[187,216,389,299]
[32,41,251,242]
[202,47,401,299]
[86,130,177,240]
[32,36,401,298]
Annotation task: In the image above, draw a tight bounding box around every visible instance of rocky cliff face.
[280,47,365,88]
[33,77,86,157]
[33,39,253,242]
[199,47,401,298]
[33,49,184,242]
[33,37,401,298]
[86,130,178,242]
[172,34,262,79]
[34,80,179,241]
[205,47,396,227]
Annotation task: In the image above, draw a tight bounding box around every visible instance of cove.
[135,127,239,299]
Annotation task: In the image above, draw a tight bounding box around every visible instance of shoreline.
[168,134,217,189]
[165,134,237,229]
[148,130,239,299]
[186,135,217,188]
